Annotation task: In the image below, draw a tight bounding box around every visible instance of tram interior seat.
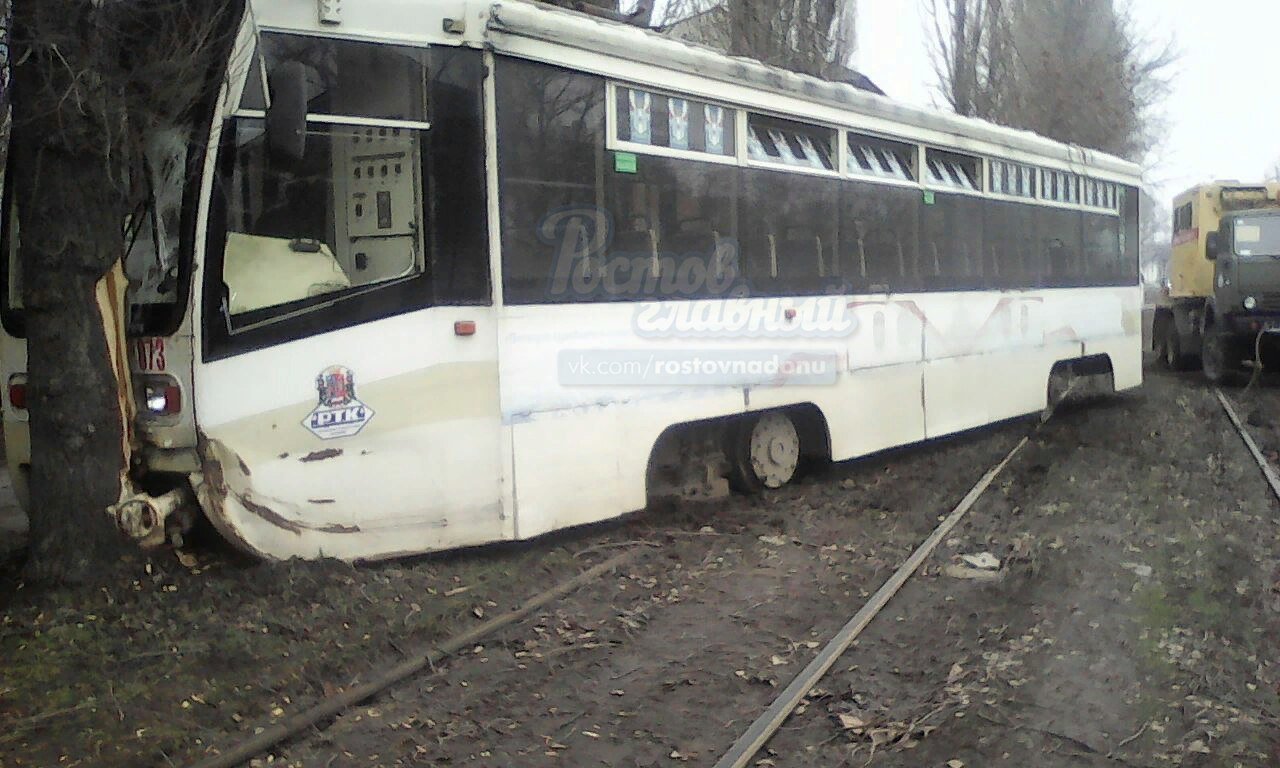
[611,224,660,289]
[985,244,1001,280]
[921,240,945,287]
[860,228,902,289]
[779,228,826,291]
[612,221,658,259]
[1046,237,1072,280]
[667,219,723,287]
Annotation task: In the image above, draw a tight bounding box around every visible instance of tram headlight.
[140,375,182,416]
[1244,296,1258,310]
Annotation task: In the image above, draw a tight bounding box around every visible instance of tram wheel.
[727,412,800,493]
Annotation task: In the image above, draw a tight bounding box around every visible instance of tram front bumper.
[110,485,198,549]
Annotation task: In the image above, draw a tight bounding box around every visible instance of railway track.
[193,392,1074,767]
[199,376,1272,768]
[194,409,1043,768]
[1215,388,1280,502]
[712,397,1068,768]
[187,550,648,768]
[709,381,1280,768]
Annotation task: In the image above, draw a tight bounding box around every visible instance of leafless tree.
[663,0,857,79]
[927,0,1010,118]
[929,0,1174,162]
[10,0,239,582]
[1139,189,1169,281]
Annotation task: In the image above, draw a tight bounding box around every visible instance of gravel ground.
[3,359,1279,767]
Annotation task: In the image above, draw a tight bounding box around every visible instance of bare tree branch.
[927,0,1175,162]
[663,0,857,79]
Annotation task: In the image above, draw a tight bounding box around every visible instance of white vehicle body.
[0,0,1143,560]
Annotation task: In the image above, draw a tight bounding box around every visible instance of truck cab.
[1154,183,1280,383]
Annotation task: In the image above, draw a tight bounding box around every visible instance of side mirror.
[1206,231,1222,261]
[266,61,309,163]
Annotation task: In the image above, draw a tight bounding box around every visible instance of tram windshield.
[219,34,430,329]
[125,129,192,334]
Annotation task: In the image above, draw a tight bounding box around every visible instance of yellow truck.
[1154,182,1280,383]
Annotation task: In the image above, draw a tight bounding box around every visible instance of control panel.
[334,126,422,286]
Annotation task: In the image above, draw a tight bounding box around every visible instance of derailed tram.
[0,0,1143,561]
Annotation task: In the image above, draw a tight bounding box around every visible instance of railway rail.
[195,388,1074,767]
[194,374,1280,768]
[709,380,1280,768]
[187,550,647,768]
[1215,388,1280,502]
[712,394,1071,768]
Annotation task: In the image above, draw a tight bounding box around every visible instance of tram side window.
[841,181,920,292]
[254,35,427,121]
[426,48,490,305]
[616,87,736,158]
[920,193,984,290]
[1122,186,1140,283]
[606,155,739,300]
[747,116,836,171]
[983,200,1037,289]
[1083,212,1122,285]
[0,176,20,339]
[739,169,840,296]
[1035,206,1084,287]
[496,59,605,304]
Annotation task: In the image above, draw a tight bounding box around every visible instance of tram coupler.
[111,485,197,550]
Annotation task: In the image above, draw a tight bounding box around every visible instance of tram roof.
[250,0,1141,182]
[483,2,1139,180]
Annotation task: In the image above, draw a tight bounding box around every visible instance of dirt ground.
[3,360,1279,767]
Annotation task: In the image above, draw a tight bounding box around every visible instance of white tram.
[0,0,1143,560]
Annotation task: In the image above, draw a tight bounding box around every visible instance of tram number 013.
[135,338,167,373]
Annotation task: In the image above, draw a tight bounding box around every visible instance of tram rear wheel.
[727,412,800,493]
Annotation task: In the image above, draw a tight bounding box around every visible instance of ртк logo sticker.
[304,365,375,440]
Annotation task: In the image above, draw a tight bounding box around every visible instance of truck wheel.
[1154,320,1171,368]
[1164,327,1190,371]
[1156,315,1192,371]
[1201,318,1238,386]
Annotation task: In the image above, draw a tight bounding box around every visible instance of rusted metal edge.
[185,549,643,768]
[1214,389,1280,502]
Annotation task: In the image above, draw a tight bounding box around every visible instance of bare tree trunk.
[951,0,972,115]
[12,7,135,583]
[668,0,855,78]
[930,0,1173,161]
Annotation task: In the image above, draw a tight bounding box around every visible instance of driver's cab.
[1206,208,1280,319]
[217,34,429,326]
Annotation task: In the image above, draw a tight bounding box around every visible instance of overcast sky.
[857,0,1280,212]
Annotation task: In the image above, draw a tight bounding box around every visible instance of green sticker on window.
[923,190,935,206]
[614,151,638,174]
